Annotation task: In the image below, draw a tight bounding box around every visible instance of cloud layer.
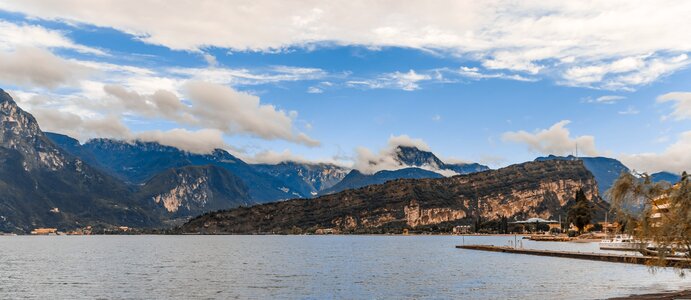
[620,131,691,174]
[4,1,691,90]
[0,47,92,88]
[99,82,320,147]
[657,92,691,121]
[502,120,598,156]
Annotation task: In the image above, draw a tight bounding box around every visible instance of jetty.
[457,245,691,268]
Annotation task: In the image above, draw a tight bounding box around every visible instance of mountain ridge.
[179,159,607,234]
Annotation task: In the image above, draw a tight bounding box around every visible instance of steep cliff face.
[535,155,630,198]
[180,160,607,234]
[1,92,66,171]
[138,165,252,220]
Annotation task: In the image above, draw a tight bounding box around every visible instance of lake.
[0,235,689,299]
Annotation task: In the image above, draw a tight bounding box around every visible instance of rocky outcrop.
[395,145,490,174]
[138,165,251,219]
[179,159,607,234]
[1,92,66,171]
[404,200,466,227]
[535,155,630,199]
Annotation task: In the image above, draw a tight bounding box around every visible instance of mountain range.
[0,87,684,232]
[0,88,493,232]
[48,134,306,201]
[46,130,493,203]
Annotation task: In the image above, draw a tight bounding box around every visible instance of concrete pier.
[457,245,691,268]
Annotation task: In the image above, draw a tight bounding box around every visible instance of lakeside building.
[650,182,681,226]
[453,225,472,234]
[315,228,337,235]
[30,228,57,235]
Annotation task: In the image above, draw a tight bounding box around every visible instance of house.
[30,228,57,235]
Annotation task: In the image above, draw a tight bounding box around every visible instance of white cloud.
[184,81,319,146]
[4,2,691,89]
[352,134,456,175]
[352,146,404,174]
[102,84,186,119]
[619,131,691,173]
[243,149,312,165]
[388,70,431,91]
[202,53,218,67]
[22,94,231,155]
[98,82,320,147]
[588,95,626,104]
[387,134,430,151]
[0,47,92,88]
[432,114,441,122]
[31,108,131,140]
[168,65,327,86]
[657,92,691,121]
[454,66,537,82]
[307,86,323,94]
[562,54,690,90]
[502,120,598,156]
[618,106,639,115]
[136,128,227,154]
[238,148,351,167]
[0,20,104,55]
[6,2,691,89]
[347,70,431,91]
[478,155,506,167]
[27,98,230,154]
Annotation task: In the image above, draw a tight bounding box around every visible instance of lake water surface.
[1,235,689,299]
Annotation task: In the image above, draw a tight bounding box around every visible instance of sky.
[0,1,689,173]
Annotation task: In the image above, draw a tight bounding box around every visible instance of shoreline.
[609,289,691,299]
[3,232,534,236]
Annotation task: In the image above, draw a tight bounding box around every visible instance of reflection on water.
[0,235,688,299]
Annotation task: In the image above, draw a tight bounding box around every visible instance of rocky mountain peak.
[0,88,15,104]
[206,148,241,163]
[0,89,65,171]
[394,145,445,169]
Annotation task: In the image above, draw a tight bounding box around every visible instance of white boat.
[639,244,690,258]
[599,234,645,251]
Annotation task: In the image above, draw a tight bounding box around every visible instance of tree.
[609,171,690,270]
[567,189,593,233]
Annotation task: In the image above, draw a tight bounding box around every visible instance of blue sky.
[0,2,689,173]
